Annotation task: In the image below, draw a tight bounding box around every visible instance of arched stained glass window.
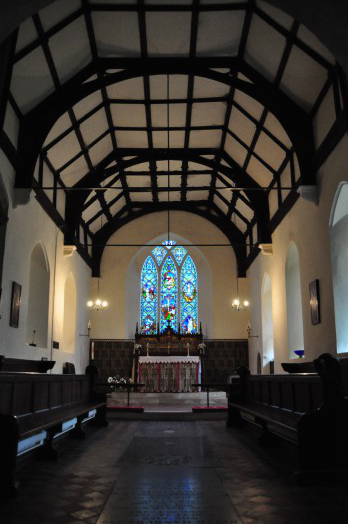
[160,255,178,331]
[163,239,176,249]
[180,255,198,334]
[140,256,158,334]
[140,242,198,334]
[152,246,167,266]
[172,246,187,266]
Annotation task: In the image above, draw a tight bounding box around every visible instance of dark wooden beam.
[0,30,18,133]
[90,200,248,277]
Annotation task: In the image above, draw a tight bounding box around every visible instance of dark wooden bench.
[227,353,348,484]
[0,355,56,373]
[0,371,108,500]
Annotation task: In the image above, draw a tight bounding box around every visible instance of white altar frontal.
[138,355,200,393]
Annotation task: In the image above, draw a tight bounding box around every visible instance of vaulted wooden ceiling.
[4,0,343,275]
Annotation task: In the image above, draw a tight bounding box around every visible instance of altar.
[138,355,200,393]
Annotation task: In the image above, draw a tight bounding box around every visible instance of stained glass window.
[162,239,176,249]
[171,246,187,266]
[140,256,158,334]
[160,255,178,331]
[180,255,198,334]
[152,246,167,266]
[140,242,198,334]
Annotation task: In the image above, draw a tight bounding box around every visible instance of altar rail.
[90,339,248,384]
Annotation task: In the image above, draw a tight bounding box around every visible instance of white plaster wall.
[0,151,91,374]
[247,133,348,373]
[88,211,250,340]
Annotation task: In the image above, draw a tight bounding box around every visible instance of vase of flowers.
[107,376,133,391]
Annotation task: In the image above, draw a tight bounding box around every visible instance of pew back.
[0,373,91,417]
[245,374,323,414]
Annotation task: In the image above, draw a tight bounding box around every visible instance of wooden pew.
[0,355,55,373]
[0,371,108,500]
[227,353,348,484]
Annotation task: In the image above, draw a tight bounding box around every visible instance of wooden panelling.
[0,374,92,417]
[33,381,49,412]
[14,382,33,415]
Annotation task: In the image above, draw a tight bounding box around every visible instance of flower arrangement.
[107,376,133,390]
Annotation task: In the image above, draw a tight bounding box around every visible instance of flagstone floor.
[1,419,348,524]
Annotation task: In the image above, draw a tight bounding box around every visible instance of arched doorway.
[329,182,348,353]
[26,242,50,348]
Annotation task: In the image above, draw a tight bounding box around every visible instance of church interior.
[1,0,348,522]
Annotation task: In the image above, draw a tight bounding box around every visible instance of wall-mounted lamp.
[247,323,258,338]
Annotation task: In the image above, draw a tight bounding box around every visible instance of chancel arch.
[285,241,304,359]
[261,272,274,372]
[329,182,348,353]
[26,242,50,349]
[62,272,77,354]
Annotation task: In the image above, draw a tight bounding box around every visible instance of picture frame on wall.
[309,279,320,325]
[10,281,21,328]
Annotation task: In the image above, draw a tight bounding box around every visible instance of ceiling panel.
[80,109,109,145]
[224,134,248,167]
[229,106,256,146]
[89,134,113,164]
[47,130,81,170]
[191,101,226,126]
[48,17,90,83]
[115,130,148,148]
[73,91,104,120]
[111,104,147,127]
[244,14,286,82]
[280,45,328,111]
[189,129,222,148]
[11,46,55,113]
[44,113,72,146]
[16,17,38,52]
[92,11,141,56]
[107,77,145,99]
[196,11,245,56]
[146,12,192,56]
[39,0,81,31]
[193,76,230,98]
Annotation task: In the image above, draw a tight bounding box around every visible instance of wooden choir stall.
[133,322,205,393]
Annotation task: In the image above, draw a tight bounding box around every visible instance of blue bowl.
[294,350,305,358]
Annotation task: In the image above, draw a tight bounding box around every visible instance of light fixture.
[87,279,108,311]
[87,200,108,310]
[232,277,249,312]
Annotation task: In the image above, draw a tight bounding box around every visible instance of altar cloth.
[138,356,200,364]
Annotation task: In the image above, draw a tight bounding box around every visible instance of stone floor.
[2,419,348,523]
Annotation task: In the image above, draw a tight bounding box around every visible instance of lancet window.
[140,241,198,334]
